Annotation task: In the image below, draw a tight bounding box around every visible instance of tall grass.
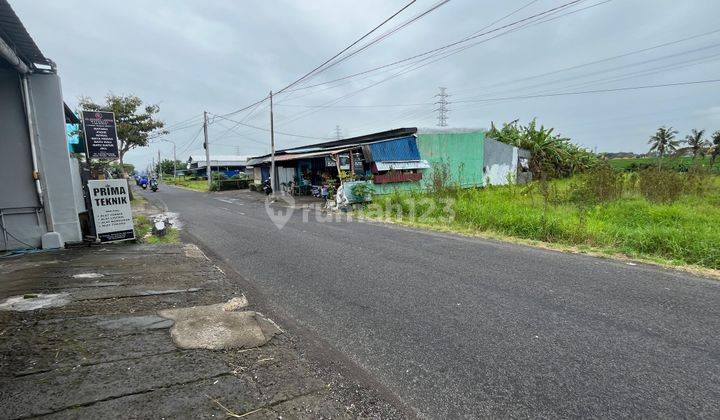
[366,173,720,269]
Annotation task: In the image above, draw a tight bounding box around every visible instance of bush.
[638,169,684,203]
[209,181,220,191]
[350,182,374,201]
[570,164,624,205]
[212,172,228,181]
[428,161,452,194]
[685,164,712,196]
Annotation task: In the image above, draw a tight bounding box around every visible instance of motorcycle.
[139,177,148,190]
[262,179,272,195]
[150,179,158,192]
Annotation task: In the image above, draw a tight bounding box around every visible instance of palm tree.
[682,129,708,158]
[711,130,720,165]
[648,126,680,169]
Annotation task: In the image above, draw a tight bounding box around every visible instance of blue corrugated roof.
[368,136,420,162]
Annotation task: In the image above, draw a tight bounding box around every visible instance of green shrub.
[637,169,684,203]
[570,164,624,205]
[685,164,712,196]
[427,161,452,194]
[351,182,374,200]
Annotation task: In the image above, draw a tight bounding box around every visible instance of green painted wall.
[371,132,485,195]
[416,131,485,188]
[372,180,420,195]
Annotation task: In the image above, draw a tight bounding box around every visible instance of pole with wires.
[435,87,450,127]
[157,149,162,181]
[204,111,211,190]
[269,90,276,199]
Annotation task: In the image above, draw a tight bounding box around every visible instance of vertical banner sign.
[82,110,119,159]
[87,179,135,242]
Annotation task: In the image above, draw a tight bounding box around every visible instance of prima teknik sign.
[87,179,135,243]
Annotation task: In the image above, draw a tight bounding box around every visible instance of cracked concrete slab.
[0,241,405,419]
[0,351,231,419]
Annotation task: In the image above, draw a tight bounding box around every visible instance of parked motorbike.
[262,179,272,195]
[139,177,148,190]
[150,179,158,192]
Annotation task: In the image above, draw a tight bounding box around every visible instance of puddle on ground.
[72,273,105,279]
[0,293,70,311]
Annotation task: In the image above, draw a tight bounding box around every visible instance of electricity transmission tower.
[335,125,343,140]
[434,87,450,127]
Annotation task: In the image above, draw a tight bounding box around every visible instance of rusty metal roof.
[0,0,51,68]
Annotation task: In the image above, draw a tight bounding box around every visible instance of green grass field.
[163,177,209,192]
[363,175,720,270]
[609,156,719,172]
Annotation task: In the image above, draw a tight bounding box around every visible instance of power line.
[209,112,329,140]
[290,0,452,86]
[270,0,592,129]
[280,23,720,120]
[210,119,270,146]
[177,125,205,155]
[220,0,420,118]
[273,0,546,105]
[284,0,586,94]
[454,26,720,98]
[276,0,418,95]
[453,42,720,101]
[451,79,720,105]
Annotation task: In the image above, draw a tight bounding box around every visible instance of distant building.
[0,1,83,250]
[246,127,530,195]
[186,155,248,178]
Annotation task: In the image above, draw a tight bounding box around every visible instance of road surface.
[143,186,720,418]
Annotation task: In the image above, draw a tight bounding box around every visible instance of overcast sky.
[11,0,720,170]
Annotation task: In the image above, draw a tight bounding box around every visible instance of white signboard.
[87,179,135,243]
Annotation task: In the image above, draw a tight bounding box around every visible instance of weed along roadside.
[358,165,720,273]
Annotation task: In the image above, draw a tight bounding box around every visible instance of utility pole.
[172,142,177,180]
[434,87,450,127]
[269,90,276,198]
[335,125,342,140]
[157,149,162,181]
[203,110,211,189]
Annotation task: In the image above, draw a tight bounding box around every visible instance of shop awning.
[249,149,351,165]
[374,160,430,171]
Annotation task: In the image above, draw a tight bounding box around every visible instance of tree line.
[648,127,720,168]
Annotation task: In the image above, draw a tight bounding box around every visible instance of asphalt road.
[143,185,720,418]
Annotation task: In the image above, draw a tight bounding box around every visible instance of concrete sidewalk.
[0,242,403,418]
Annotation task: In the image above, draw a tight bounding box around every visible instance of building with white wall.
[0,0,83,250]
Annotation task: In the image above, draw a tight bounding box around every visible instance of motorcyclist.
[149,177,158,192]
